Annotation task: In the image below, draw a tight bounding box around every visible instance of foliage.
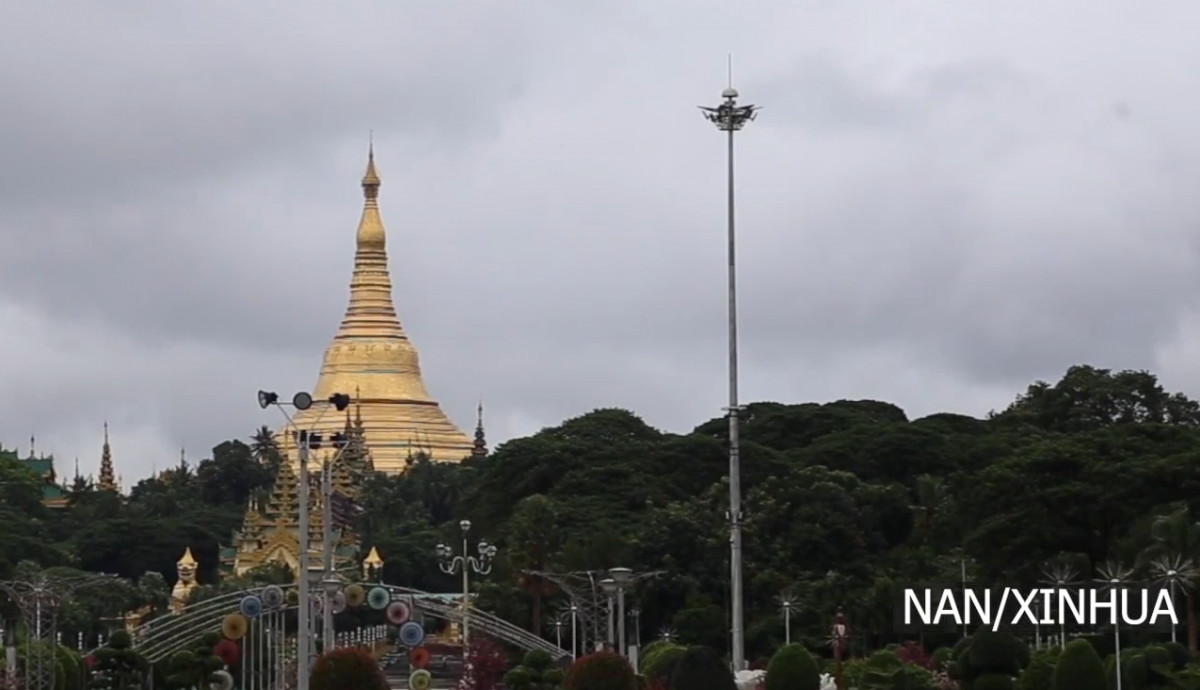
[641,644,686,685]
[1016,648,1056,690]
[564,652,637,690]
[162,634,223,690]
[1052,639,1105,690]
[458,637,509,690]
[666,646,734,690]
[505,649,560,690]
[17,364,1200,664]
[765,644,819,690]
[309,647,388,690]
[88,631,147,690]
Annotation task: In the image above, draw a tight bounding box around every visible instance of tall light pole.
[608,567,633,657]
[257,389,351,690]
[599,579,617,650]
[436,520,497,652]
[700,84,758,672]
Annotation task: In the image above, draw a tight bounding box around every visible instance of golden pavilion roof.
[281,146,473,472]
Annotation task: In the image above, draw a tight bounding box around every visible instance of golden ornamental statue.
[170,548,198,613]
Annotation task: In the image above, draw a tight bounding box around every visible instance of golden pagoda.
[279,146,473,473]
[221,410,370,577]
[97,422,117,492]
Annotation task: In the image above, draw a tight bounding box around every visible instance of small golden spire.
[472,402,488,458]
[98,422,117,491]
[178,548,197,566]
[362,137,380,199]
[364,546,383,565]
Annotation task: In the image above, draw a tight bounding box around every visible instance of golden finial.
[177,548,196,566]
[362,136,380,196]
[364,546,383,565]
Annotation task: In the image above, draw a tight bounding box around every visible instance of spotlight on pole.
[293,392,314,410]
[257,391,279,409]
[329,393,352,411]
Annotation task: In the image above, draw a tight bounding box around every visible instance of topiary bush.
[1163,641,1190,670]
[505,648,560,690]
[309,647,388,690]
[564,651,637,690]
[1016,648,1056,690]
[667,646,734,690]
[88,630,148,690]
[163,635,223,690]
[1052,639,1105,690]
[765,644,819,690]
[642,645,686,687]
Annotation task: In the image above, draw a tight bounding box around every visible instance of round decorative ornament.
[210,670,234,690]
[344,584,366,607]
[398,621,425,648]
[409,646,430,669]
[260,585,285,609]
[286,589,299,606]
[385,600,411,625]
[408,669,432,690]
[239,594,263,618]
[367,586,391,610]
[221,613,248,640]
[213,639,240,666]
[331,591,347,614]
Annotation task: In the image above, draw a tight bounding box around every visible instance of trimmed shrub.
[765,644,819,690]
[1052,639,1105,690]
[972,675,1015,690]
[668,646,734,690]
[309,647,388,690]
[642,645,686,686]
[1016,649,1056,690]
[526,649,555,671]
[639,641,671,668]
[505,668,534,690]
[565,651,637,690]
[1163,641,1190,670]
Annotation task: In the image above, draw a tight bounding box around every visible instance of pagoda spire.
[471,402,488,458]
[283,143,474,472]
[98,422,117,491]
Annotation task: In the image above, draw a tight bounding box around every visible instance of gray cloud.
[4,0,1200,479]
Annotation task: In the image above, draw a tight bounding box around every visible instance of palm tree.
[1139,503,1200,652]
[249,426,281,470]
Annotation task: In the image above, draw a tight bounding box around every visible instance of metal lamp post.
[553,618,564,650]
[1040,562,1078,648]
[700,82,758,673]
[257,389,351,690]
[609,567,633,657]
[629,608,642,649]
[1096,562,1135,690]
[569,603,579,658]
[436,519,497,651]
[778,594,794,645]
[599,579,617,650]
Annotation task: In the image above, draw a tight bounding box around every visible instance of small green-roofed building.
[0,446,69,508]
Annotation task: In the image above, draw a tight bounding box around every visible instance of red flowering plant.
[896,642,934,669]
[457,637,508,690]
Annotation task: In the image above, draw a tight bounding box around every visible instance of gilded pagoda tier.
[280,146,473,473]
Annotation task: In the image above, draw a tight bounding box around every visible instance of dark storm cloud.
[4,0,1200,478]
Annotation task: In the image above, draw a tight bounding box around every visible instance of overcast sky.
[3,1,1200,483]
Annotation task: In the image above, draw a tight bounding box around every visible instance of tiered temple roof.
[2,442,67,508]
[220,409,368,577]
